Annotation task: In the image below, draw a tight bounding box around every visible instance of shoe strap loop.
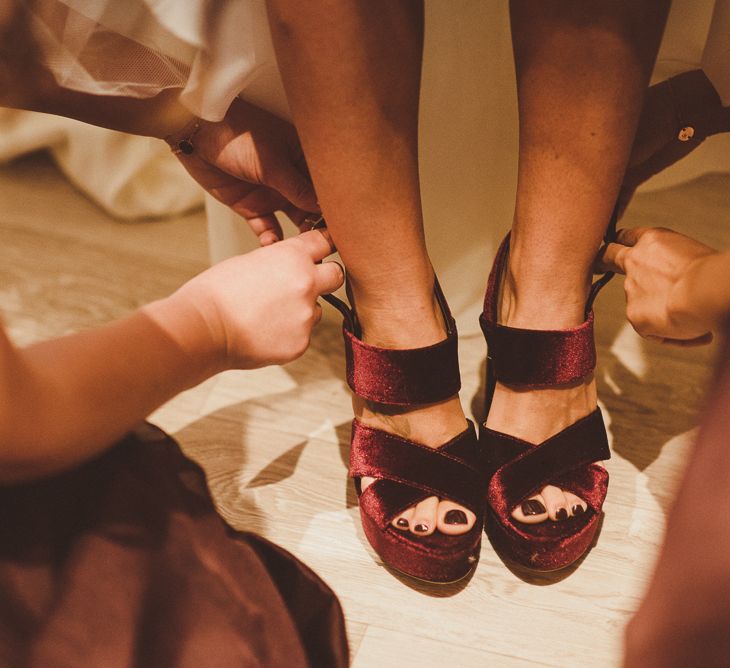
[328,278,462,406]
[482,225,616,387]
[479,312,596,387]
[343,324,461,406]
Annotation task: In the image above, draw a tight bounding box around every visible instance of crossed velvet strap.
[480,233,610,387]
[349,420,484,529]
[484,408,610,517]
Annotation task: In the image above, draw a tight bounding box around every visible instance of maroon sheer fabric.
[0,424,348,668]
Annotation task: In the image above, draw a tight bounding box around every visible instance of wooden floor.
[1,152,728,667]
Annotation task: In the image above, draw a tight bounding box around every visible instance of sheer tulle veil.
[21,0,279,120]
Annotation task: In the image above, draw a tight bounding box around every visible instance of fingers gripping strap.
[480,314,597,386]
[349,420,483,516]
[487,409,610,513]
[344,327,461,406]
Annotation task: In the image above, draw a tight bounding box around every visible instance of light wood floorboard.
[1,153,728,666]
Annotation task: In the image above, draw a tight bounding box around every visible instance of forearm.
[0,4,193,139]
[672,249,730,332]
[0,295,223,483]
[10,70,192,140]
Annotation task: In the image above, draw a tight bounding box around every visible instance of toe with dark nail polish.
[396,518,409,528]
[521,499,546,516]
[414,523,429,533]
[556,508,568,521]
[572,504,585,516]
[444,510,468,525]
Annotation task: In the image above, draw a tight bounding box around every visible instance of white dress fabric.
[0,107,203,219]
[6,0,730,324]
[6,0,287,220]
[23,0,288,120]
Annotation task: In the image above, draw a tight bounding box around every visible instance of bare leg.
[491,1,670,524]
[266,1,473,536]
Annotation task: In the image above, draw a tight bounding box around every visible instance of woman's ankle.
[355,295,447,348]
[500,264,592,330]
[347,268,449,348]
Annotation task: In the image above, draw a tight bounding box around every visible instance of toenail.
[414,523,429,533]
[556,508,568,520]
[444,510,467,525]
[396,518,409,528]
[572,504,585,516]
[521,499,546,516]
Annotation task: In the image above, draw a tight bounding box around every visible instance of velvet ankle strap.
[481,233,606,387]
[327,279,462,407]
[343,327,460,406]
[479,313,596,387]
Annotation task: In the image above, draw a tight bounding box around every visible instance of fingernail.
[396,518,409,528]
[444,510,467,525]
[556,508,568,520]
[414,523,429,533]
[521,499,546,516]
[572,504,585,516]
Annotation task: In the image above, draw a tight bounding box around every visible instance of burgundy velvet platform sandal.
[478,234,612,572]
[323,282,486,584]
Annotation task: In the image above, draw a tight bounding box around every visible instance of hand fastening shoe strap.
[334,279,461,406]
